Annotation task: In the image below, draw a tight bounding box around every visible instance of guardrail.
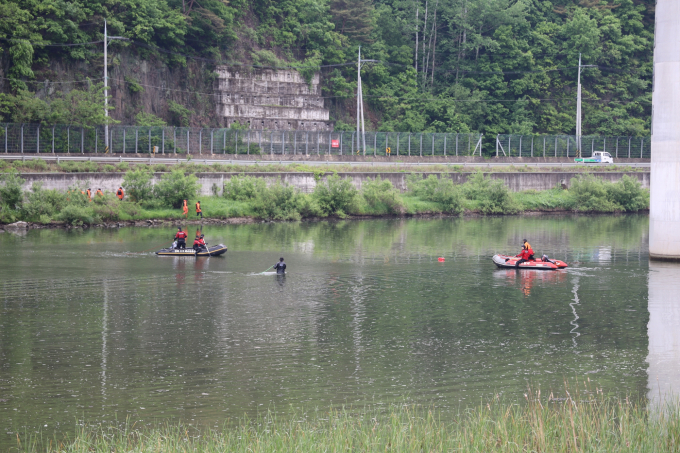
[0,154,651,168]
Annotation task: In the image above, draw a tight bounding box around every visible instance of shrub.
[0,171,24,209]
[295,193,322,218]
[568,174,649,212]
[313,174,358,216]
[103,164,116,172]
[123,167,154,202]
[251,180,302,220]
[57,204,100,225]
[115,162,130,172]
[461,172,518,214]
[154,170,200,208]
[152,164,168,172]
[223,175,264,201]
[607,175,649,212]
[569,175,621,212]
[407,174,462,214]
[22,183,66,221]
[361,177,405,214]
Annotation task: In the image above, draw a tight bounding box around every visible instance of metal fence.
[0,124,484,157]
[0,124,650,158]
[495,134,651,159]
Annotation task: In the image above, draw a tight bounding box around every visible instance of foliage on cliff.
[0,0,654,138]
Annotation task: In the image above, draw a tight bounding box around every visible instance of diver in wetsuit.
[273,257,286,274]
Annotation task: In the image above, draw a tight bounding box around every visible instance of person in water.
[174,227,188,249]
[273,257,286,274]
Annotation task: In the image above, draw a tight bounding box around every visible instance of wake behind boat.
[492,254,567,270]
[156,244,228,257]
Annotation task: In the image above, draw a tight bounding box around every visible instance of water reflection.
[647,261,680,406]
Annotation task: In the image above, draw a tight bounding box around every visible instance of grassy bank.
[0,170,649,226]
[0,159,649,175]
[14,394,680,452]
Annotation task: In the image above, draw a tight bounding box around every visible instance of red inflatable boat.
[492,254,568,270]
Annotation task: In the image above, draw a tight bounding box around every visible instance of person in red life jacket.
[515,242,533,268]
[195,200,203,219]
[193,234,207,252]
[116,187,125,200]
[174,227,188,249]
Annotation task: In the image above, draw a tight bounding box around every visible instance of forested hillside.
[0,0,654,136]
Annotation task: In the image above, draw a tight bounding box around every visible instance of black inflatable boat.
[156,244,228,257]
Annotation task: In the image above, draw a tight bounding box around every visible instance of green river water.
[0,215,674,448]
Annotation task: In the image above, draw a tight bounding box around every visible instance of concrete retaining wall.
[18,171,650,196]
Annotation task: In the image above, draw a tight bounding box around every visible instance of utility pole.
[356,50,377,155]
[357,46,361,154]
[104,20,128,152]
[104,20,108,151]
[576,53,596,155]
[576,53,581,154]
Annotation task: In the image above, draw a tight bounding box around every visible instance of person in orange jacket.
[195,200,203,219]
[116,187,125,200]
[86,188,92,201]
[96,188,104,197]
[182,199,188,218]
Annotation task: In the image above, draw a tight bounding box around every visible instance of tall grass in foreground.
[16,391,680,452]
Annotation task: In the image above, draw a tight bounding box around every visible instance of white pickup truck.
[574,151,614,164]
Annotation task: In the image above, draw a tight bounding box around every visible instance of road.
[0,154,651,169]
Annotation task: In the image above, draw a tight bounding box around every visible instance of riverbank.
[14,395,680,452]
[0,172,649,227]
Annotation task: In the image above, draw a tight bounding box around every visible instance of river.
[0,215,677,448]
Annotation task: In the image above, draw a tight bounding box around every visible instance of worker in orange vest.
[96,188,104,197]
[86,188,92,201]
[116,187,124,200]
[182,199,188,218]
[195,200,203,219]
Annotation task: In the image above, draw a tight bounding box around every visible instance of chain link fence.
[0,124,650,158]
[495,134,651,158]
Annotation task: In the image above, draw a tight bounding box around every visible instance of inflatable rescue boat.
[492,254,567,270]
[156,244,228,257]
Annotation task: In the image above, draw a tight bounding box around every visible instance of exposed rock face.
[214,68,332,131]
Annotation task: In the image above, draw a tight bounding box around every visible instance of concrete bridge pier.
[649,0,680,260]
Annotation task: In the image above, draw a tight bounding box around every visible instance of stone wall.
[18,171,650,196]
[214,68,332,131]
